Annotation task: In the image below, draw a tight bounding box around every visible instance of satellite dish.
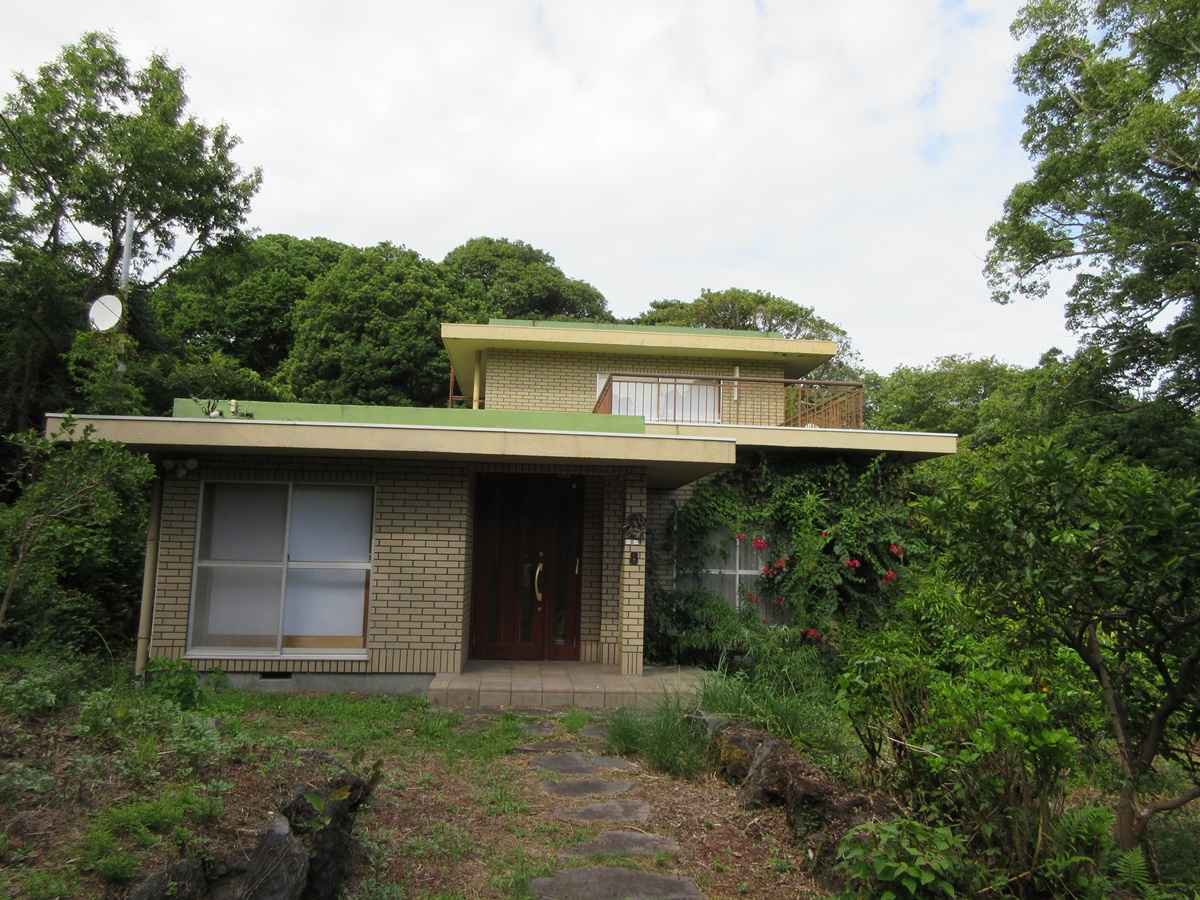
[88,294,123,332]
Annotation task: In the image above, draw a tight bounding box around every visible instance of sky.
[2,0,1079,376]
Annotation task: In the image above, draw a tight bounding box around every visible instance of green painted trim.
[485,318,784,339]
[170,399,646,434]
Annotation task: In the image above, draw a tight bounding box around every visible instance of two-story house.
[48,320,954,702]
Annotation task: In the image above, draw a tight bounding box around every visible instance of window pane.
[191,565,283,649]
[289,486,374,562]
[282,568,368,646]
[199,484,287,562]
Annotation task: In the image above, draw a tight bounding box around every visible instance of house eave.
[45,414,736,489]
[644,422,958,461]
[442,321,837,388]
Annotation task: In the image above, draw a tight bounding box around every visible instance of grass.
[606,692,710,779]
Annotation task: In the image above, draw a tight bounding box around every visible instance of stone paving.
[428,661,703,709]
[521,724,708,900]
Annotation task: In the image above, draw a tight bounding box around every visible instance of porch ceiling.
[46,414,735,489]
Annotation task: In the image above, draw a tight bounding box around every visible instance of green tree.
[868,354,1024,440]
[0,420,153,646]
[441,236,612,321]
[986,0,1200,405]
[150,233,349,378]
[920,440,1200,851]
[282,243,492,408]
[635,289,864,380]
[0,32,261,429]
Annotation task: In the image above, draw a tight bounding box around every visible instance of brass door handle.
[534,562,543,603]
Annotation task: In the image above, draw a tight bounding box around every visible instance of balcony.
[593,373,865,429]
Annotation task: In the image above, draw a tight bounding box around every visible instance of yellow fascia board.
[46,414,736,489]
[645,422,958,461]
[442,321,838,388]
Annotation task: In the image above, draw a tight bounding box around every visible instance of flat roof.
[48,414,736,489]
[442,321,837,391]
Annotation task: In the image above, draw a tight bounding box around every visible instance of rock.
[282,774,370,900]
[732,733,891,868]
[552,798,651,823]
[518,720,558,737]
[577,723,609,741]
[530,752,596,775]
[586,755,638,772]
[516,740,580,752]
[239,814,309,900]
[529,866,705,899]
[540,779,635,797]
[559,831,680,859]
[128,859,205,900]
[710,722,774,783]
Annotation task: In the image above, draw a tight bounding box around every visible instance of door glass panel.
[553,480,571,644]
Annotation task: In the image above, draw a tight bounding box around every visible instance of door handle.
[534,562,543,603]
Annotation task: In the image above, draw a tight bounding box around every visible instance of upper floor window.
[189,482,374,655]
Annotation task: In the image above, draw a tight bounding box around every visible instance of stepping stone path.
[529,737,706,900]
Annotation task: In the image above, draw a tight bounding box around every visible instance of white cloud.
[2,0,1076,374]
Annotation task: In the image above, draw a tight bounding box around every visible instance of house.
[46,320,954,698]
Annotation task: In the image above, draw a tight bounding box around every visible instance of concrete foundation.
[223,672,434,695]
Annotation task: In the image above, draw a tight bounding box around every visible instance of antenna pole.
[119,211,133,292]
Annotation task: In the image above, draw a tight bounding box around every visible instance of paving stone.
[558,831,681,859]
[577,723,609,741]
[515,740,579,753]
[539,779,635,798]
[529,866,704,899]
[587,755,638,772]
[518,721,557,737]
[530,752,595,775]
[450,721,491,734]
[552,799,651,824]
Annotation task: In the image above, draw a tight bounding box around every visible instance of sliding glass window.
[190,483,374,654]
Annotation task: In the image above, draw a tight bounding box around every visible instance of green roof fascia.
[486,318,784,339]
[170,399,646,434]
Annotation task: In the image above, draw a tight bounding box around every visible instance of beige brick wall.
[152,457,647,677]
[485,349,782,414]
[151,455,472,675]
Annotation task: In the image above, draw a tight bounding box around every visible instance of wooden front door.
[470,474,583,660]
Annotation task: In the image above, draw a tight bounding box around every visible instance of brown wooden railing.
[594,373,864,429]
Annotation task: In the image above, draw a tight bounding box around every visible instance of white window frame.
[187,481,375,658]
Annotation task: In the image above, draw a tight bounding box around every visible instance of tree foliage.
[442,236,612,321]
[0,420,153,648]
[867,354,1024,440]
[0,32,261,431]
[151,233,349,377]
[281,243,493,408]
[986,0,1200,404]
[635,288,864,380]
[919,440,1200,850]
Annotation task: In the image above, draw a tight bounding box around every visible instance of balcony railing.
[594,373,864,429]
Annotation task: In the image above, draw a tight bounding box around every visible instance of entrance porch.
[427,660,703,709]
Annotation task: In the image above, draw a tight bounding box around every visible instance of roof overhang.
[442,322,837,391]
[644,423,958,462]
[46,414,736,489]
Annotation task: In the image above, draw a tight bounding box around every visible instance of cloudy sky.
[3,1,1077,376]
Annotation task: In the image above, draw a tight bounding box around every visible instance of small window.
[190,483,374,654]
[678,526,766,609]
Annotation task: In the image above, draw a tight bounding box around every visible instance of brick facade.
[150,455,648,677]
[484,349,782,414]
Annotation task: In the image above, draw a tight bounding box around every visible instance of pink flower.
[737,533,745,542]
[762,618,769,624]
[883,570,898,584]
[821,531,828,537]
[752,537,768,550]
[748,593,759,602]
[890,543,905,557]
[805,628,821,641]
[845,558,860,570]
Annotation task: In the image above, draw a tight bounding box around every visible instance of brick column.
[618,471,647,676]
